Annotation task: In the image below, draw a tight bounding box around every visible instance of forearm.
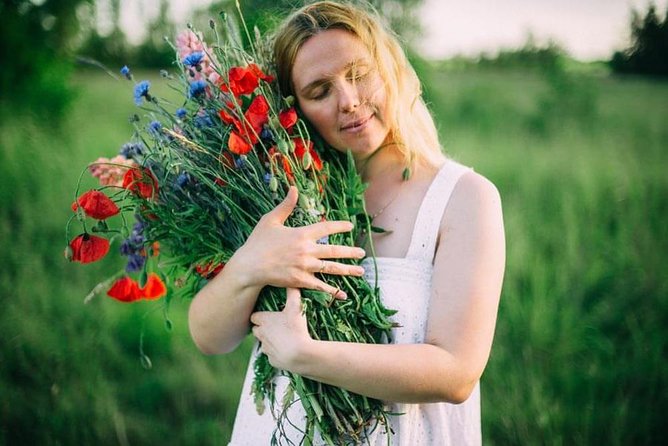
[188,254,262,355]
[296,340,477,404]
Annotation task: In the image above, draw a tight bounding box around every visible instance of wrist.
[292,338,322,377]
[226,247,262,291]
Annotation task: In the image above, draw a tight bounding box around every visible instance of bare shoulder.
[441,170,503,231]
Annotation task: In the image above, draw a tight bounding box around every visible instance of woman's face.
[291,29,390,162]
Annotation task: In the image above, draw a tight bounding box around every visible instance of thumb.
[271,186,298,224]
[284,287,303,315]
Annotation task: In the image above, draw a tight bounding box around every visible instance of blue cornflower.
[176,172,191,189]
[235,155,247,169]
[260,127,274,142]
[189,80,207,98]
[182,51,204,67]
[129,233,145,248]
[125,253,146,273]
[132,219,145,235]
[194,113,213,128]
[119,142,145,160]
[175,108,187,119]
[148,120,162,136]
[133,80,151,105]
[119,239,134,256]
[263,173,272,184]
[120,65,132,80]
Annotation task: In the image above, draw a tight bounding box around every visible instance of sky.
[112,0,668,61]
[417,0,668,60]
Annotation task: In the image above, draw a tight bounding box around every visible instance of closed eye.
[311,85,330,100]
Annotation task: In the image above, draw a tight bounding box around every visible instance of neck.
[357,143,405,183]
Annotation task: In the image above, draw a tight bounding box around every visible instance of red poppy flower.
[218,108,238,126]
[268,147,295,183]
[141,273,167,300]
[228,131,252,155]
[195,262,225,279]
[242,95,269,142]
[71,190,120,220]
[122,168,159,199]
[107,276,142,302]
[279,108,298,132]
[107,273,166,302]
[220,66,259,97]
[293,138,323,171]
[69,233,110,264]
[248,63,275,83]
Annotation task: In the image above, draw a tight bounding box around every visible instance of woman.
[188,1,505,444]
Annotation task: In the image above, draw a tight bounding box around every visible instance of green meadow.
[1,64,666,445]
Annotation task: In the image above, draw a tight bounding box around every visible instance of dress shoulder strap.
[405,159,472,263]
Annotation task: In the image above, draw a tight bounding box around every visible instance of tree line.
[1,0,666,119]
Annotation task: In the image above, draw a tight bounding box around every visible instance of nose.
[338,81,360,113]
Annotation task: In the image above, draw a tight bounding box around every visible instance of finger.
[251,325,262,341]
[250,311,270,325]
[305,278,348,300]
[314,243,366,260]
[306,220,354,239]
[284,287,303,314]
[313,259,366,277]
[269,186,298,223]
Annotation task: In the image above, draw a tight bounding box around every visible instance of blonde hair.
[273,0,445,170]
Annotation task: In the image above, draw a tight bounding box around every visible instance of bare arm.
[251,172,505,403]
[188,187,367,354]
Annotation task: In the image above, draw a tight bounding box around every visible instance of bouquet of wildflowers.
[65,13,397,445]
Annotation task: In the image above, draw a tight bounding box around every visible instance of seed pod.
[284,95,295,107]
[277,139,290,155]
[269,175,278,192]
[302,151,312,170]
[270,116,281,129]
[298,193,309,210]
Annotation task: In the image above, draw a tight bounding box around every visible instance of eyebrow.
[299,59,370,96]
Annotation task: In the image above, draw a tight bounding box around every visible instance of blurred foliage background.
[1,0,667,445]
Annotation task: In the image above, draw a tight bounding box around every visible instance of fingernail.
[337,290,348,300]
[357,249,366,258]
[356,267,366,275]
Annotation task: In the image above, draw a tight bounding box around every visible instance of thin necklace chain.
[370,181,405,219]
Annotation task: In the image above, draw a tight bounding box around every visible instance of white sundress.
[229,159,481,445]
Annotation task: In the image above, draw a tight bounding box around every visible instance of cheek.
[300,104,335,135]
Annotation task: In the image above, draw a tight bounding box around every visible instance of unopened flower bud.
[284,96,295,107]
[302,151,312,170]
[269,115,281,129]
[64,246,73,261]
[209,19,216,29]
[277,139,290,154]
[298,193,309,210]
[269,175,278,192]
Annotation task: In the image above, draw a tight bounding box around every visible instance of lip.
[340,114,373,132]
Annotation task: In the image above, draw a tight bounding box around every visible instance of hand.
[235,186,366,298]
[250,288,313,372]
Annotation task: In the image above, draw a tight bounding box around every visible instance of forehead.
[291,29,373,89]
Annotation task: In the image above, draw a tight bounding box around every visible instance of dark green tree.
[191,0,424,44]
[0,0,92,117]
[611,3,668,76]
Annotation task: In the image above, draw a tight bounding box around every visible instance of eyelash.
[311,71,370,101]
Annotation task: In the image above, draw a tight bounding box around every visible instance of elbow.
[188,296,238,356]
[446,380,477,405]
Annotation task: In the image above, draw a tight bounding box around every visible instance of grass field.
[1,64,666,445]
